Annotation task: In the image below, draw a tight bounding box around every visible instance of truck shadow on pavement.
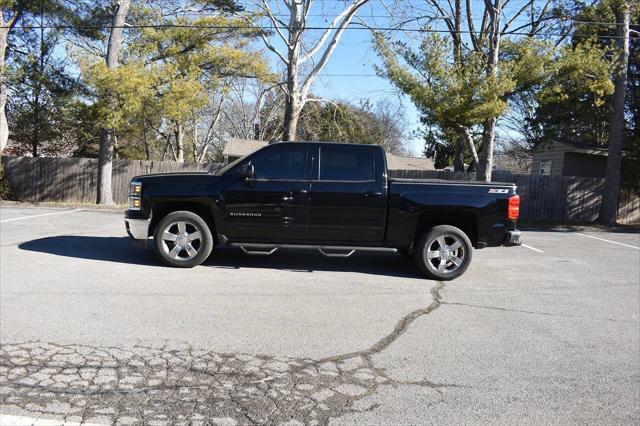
[18,236,423,279]
[18,236,160,267]
[206,246,423,279]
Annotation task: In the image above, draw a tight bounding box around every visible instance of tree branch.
[299,0,370,98]
[300,0,368,63]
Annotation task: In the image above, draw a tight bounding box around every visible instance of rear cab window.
[320,145,375,181]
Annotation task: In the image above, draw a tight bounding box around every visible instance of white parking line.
[0,208,83,223]
[0,414,104,425]
[574,232,640,250]
[522,244,544,253]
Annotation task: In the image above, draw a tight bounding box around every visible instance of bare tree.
[598,0,630,225]
[401,0,552,181]
[0,3,22,153]
[254,0,370,141]
[96,0,131,205]
[373,98,408,155]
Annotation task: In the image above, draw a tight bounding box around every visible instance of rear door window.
[320,145,375,181]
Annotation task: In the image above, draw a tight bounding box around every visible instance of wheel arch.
[413,210,478,247]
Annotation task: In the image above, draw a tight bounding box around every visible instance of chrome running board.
[239,246,278,256]
[231,243,397,257]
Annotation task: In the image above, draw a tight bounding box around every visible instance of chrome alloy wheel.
[160,220,203,261]
[425,234,466,274]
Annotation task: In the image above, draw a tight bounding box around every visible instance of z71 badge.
[488,188,509,194]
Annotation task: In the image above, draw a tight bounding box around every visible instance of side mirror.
[239,163,255,179]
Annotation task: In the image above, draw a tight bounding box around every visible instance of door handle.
[363,191,383,198]
[289,189,309,195]
[283,188,308,203]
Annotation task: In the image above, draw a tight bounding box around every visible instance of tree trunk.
[283,95,301,142]
[598,2,630,225]
[31,97,39,157]
[0,27,8,154]
[453,0,462,65]
[31,13,46,158]
[96,0,131,205]
[97,128,115,204]
[476,0,503,182]
[457,125,479,166]
[477,117,496,182]
[175,123,184,163]
[142,119,151,160]
[283,16,302,142]
[192,123,198,162]
[453,138,464,172]
[0,8,21,154]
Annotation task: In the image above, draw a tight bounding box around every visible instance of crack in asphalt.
[0,281,453,425]
[440,301,638,323]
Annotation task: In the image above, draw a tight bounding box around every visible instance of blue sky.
[256,0,554,156]
[256,0,432,155]
[311,25,423,155]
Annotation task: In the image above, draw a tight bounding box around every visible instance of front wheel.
[153,211,213,268]
[415,225,473,280]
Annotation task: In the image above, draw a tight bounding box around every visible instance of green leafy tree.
[125,13,272,162]
[375,33,549,174]
[4,0,104,156]
[374,0,619,180]
[520,41,615,148]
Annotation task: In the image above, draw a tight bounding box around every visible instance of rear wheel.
[415,225,473,280]
[153,211,213,268]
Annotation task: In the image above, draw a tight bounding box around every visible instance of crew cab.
[124,142,521,280]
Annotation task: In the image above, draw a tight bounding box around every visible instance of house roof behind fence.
[385,153,435,170]
[223,138,269,158]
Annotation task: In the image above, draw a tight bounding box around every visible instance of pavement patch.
[0,283,455,424]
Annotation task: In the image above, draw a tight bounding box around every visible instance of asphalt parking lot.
[1,205,639,425]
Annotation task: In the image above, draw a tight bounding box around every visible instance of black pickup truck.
[125,142,521,280]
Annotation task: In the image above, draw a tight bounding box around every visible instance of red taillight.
[508,195,520,220]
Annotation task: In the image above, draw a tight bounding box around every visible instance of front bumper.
[125,217,150,249]
[504,229,522,246]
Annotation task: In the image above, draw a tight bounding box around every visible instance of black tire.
[415,225,473,280]
[153,211,213,268]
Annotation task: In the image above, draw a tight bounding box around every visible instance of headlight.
[130,181,142,195]
[128,181,142,210]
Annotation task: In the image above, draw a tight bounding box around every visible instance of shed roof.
[535,140,609,156]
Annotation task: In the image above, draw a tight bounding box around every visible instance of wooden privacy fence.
[1,156,223,205]
[390,169,639,225]
[2,156,639,225]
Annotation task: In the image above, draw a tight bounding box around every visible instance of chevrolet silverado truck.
[124,141,521,280]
